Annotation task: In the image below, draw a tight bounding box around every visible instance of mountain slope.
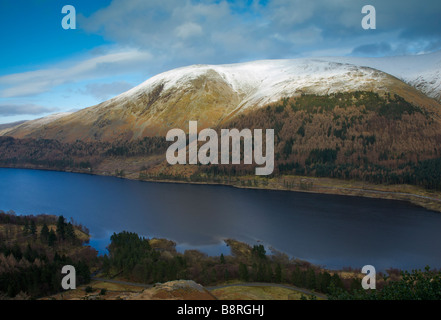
[0,120,27,131]
[326,50,441,102]
[1,54,440,142]
[0,112,72,137]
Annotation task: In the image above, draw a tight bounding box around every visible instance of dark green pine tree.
[102,254,111,276]
[29,220,37,236]
[65,222,76,242]
[318,271,332,293]
[56,216,66,240]
[291,266,302,286]
[23,219,30,235]
[48,229,57,247]
[275,263,282,283]
[40,223,50,242]
[224,268,230,282]
[331,273,344,290]
[306,268,316,290]
[239,263,249,281]
[256,263,265,282]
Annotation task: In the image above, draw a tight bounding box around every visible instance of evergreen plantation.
[0,212,94,298]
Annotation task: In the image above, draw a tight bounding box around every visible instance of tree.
[65,223,76,242]
[256,263,266,282]
[48,230,57,247]
[306,268,316,290]
[239,263,249,281]
[329,266,441,300]
[318,271,332,293]
[330,273,344,290]
[291,266,305,287]
[224,269,230,282]
[350,277,362,293]
[275,263,282,283]
[77,260,91,284]
[29,220,37,236]
[252,245,266,260]
[102,254,111,277]
[56,216,66,240]
[40,224,49,242]
[23,220,30,235]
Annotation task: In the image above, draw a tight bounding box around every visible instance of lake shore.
[2,163,441,213]
[3,166,441,272]
[132,175,441,213]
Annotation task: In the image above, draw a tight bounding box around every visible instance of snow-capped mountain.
[119,59,391,111]
[325,50,441,102]
[1,52,440,142]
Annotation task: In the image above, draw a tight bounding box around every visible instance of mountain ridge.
[1,52,441,142]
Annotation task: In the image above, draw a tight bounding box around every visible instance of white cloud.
[267,0,316,26]
[274,27,323,46]
[0,49,152,98]
[0,103,58,116]
[79,81,135,101]
[175,22,203,39]
[2,0,441,107]
[80,0,441,63]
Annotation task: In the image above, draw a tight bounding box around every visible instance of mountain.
[0,113,72,137]
[326,50,441,102]
[1,54,441,194]
[0,120,27,131]
[1,52,440,142]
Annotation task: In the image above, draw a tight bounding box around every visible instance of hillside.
[1,55,440,142]
[326,50,441,102]
[0,121,27,131]
[0,211,96,299]
[1,55,441,204]
[1,91,441,196]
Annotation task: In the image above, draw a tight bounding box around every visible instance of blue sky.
[0,0,440,124]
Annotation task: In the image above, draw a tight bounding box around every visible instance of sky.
[0,0,440,124]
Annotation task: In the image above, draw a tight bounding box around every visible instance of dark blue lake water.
[1,167,441,271]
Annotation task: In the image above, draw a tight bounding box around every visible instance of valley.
[1,54,441,209]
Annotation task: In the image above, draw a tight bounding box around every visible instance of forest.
[2,213,441,300]
[195,92,441,190]
[0,211,96,299]
[102,231,350,295]
[101,231,441,300]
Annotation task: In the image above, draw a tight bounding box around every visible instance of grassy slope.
[41,280,320,300]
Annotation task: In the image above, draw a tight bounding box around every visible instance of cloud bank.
[0,103,58,116]
[1,0,440,118]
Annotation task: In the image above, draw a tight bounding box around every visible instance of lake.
[1,167,441,271]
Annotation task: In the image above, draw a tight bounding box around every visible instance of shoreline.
[1,164,441,213]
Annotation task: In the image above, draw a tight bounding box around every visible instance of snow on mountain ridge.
[324,51,441,101]
[0,112,72,136]
[115,58,391,112]
[2,52,440,140]
[114,51,441,108]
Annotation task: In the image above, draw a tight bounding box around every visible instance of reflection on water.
[1,168,441,271]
